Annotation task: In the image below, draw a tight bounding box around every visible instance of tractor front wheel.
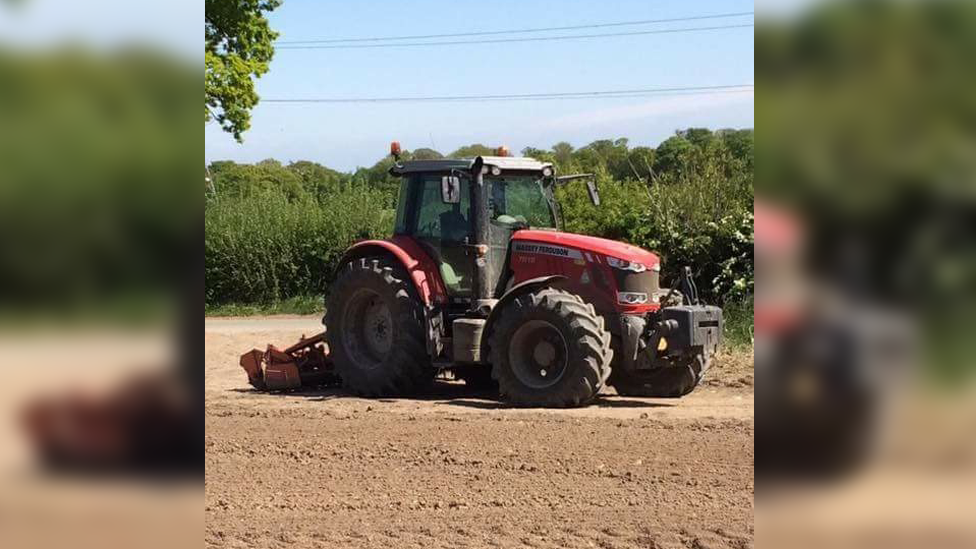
[326,256,433,396]
[488,288,612,407]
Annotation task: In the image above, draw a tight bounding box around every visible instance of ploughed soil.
[205,316,754,549]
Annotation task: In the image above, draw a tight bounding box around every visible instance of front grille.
[612,269,660,295]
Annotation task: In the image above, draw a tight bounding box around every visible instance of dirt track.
[205,316,754,549]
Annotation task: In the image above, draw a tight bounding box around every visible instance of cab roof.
[389,156,553,176]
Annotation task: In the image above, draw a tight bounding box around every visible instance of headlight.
[616,292,648,305]
[606,256,647,272]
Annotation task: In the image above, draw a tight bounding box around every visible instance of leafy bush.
[0,50,198,313]
[556,131,753,305]
[205,186,394,305]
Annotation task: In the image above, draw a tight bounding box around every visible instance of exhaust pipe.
[470,156,491,305]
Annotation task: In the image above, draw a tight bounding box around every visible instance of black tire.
[325,256,433,396]
[487,288,612,407]
[609,351,710,398]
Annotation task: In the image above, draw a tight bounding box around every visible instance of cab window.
[488,176,556,229]
[413,175,471,242]
[407,175,473,296]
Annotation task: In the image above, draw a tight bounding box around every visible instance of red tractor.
[241,144,722,407]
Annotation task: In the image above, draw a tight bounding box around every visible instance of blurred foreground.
[0,329,200,549]
[0,1,200,547]
[757,1,976,547]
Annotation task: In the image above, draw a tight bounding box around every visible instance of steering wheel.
[494,214,529,230]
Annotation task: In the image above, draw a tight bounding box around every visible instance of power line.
[277,11,755,45]
[278,23,753,50]
[263,90,754,105]
[262,84,754,104]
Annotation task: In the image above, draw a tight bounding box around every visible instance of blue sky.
[205,0,753,170]
[207,0,754,171]
[1,1,753,171]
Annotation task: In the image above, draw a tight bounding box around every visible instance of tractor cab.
[389,153,570,302]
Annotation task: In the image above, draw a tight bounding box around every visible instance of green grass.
[204,294,323,317]
[722,299,754,349]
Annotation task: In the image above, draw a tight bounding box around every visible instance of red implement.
[239,331,338,391]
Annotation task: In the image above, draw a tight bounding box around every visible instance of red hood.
[513,230,660,267]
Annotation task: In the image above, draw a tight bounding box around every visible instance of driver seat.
[437,206,470,294]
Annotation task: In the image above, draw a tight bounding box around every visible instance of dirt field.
[205,316,754,549]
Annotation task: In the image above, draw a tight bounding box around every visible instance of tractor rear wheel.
[609,351,711,398]
[487,288,612,407]
[326,256,433,396]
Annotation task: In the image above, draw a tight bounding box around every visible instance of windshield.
[487,175,557,229]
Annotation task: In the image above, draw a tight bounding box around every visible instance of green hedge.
[205,179,751,311]
[204,187,394,305]
[556,177,753,306]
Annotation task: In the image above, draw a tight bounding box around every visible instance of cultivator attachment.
[239,331,339,391]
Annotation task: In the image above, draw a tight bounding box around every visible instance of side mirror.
[586,179,601,206]
[441,175,461,204]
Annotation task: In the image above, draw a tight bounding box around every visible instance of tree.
[680,128,716,148]
[353,157,402,198]
[205,0,281,142]
[210,159,306,200]
[410,148,444,160]
[287,160,346,196]
[721,129,754,172]
[448,144,495,158]
[627,146,656,182]
[653,135,694,177]
[552,142,575,171]
[520,147,555,164]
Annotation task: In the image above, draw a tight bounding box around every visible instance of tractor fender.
[480,275,568,351]
[336,237,449,306]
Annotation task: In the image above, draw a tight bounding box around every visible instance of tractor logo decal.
[513,241,583,260]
